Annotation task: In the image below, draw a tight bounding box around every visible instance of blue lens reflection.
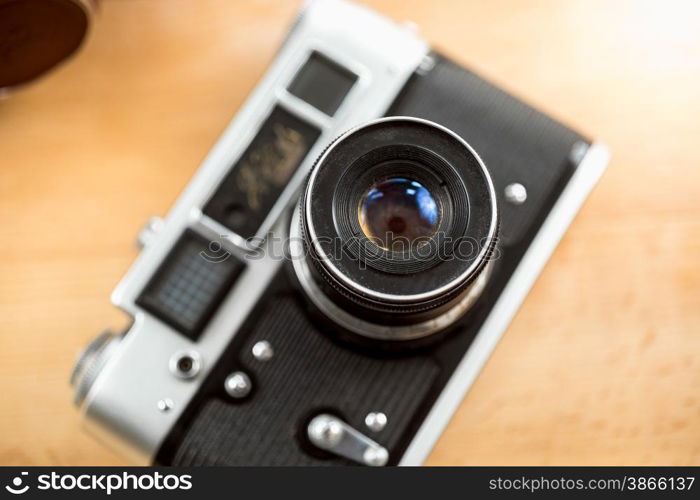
[359,178,439,251]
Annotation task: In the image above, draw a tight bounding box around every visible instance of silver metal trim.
[399,142,610,465]
[302,116,499,304]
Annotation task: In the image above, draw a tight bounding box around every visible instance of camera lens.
[359,177,439,251]
[292,117,498,341]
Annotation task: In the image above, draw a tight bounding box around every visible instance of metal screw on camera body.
[157,398,174,412]
[308,414,345,448]
[365,411,388,432]
[136,216,164,249]
[569,140,589,165]
[363,446,389,467]
[417,54,435,75]
[252,340,274,361]
[169,351,201,379]
[225,371,252,399]
[504,183,527,205]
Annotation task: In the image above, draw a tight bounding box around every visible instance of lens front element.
[358,177,439,251]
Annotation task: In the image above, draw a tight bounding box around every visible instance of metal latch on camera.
[307,414,389,466]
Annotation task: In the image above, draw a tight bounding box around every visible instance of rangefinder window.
[136,229,245,340]
[203,106,321,239]
[287,51,358,116]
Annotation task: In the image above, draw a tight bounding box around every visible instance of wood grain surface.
[0,0,698,466]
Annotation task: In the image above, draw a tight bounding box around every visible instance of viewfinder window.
[287,52,357,116]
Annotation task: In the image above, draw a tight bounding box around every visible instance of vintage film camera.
[71,0,609,465]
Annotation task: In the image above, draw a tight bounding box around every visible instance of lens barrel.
[292,117,498,341]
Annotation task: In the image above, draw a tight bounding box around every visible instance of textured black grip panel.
[387,54,586,246]
[171,295,439,465]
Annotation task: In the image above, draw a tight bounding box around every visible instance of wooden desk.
[0,0,698,465]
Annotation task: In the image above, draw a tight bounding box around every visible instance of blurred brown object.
[0,0,96,94]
